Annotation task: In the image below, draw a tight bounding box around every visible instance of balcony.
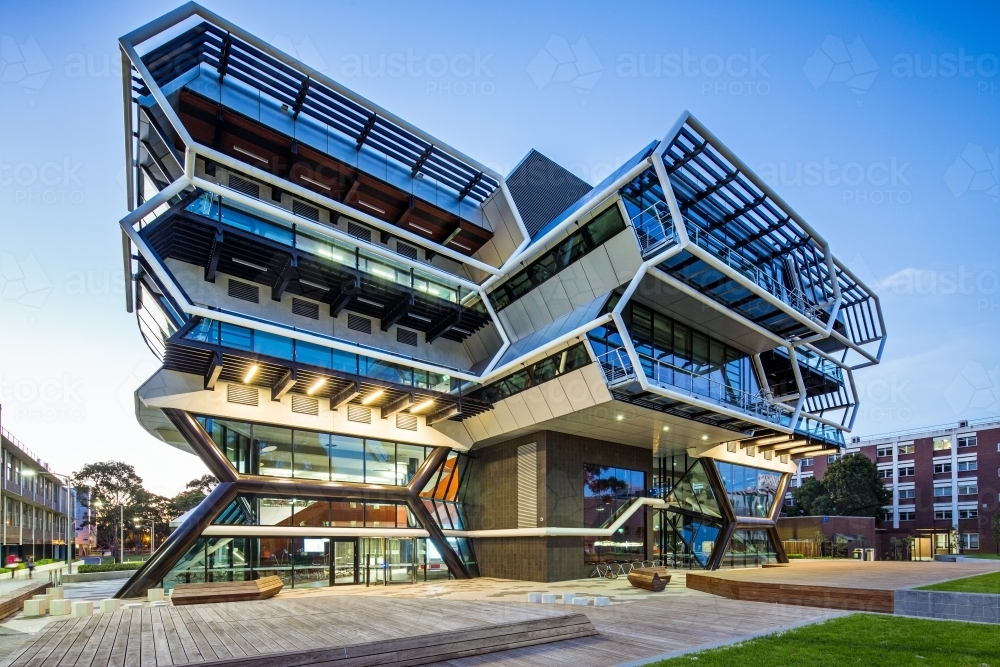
[597,347,788,427]
[630,200,676,256]
[683,219,821,323]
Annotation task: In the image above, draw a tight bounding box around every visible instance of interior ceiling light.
[701,435,708,440]
[243,364,259,383]
[616,414,624,421]
[410,398,435,413]
[662,426,670,431]
[306,378,326,395]
[361,389,384,405]
[260,445,277,453]
[357,200,386,215]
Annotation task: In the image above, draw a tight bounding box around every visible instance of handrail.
[630,200,676,255]
[683,218,823,321]
[599,347,786,425]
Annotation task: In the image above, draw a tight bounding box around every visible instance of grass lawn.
[963,553,1000,560]
[918,570,1000,594]
[643,614,1000,667]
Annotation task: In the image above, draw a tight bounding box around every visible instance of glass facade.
[488,204,627,311]
[466,343,591,405]
[186,192,466,304]
[212,497,415,529]
[715,461,782,518]
[161,536,459,592]
[196,416,436,486]
[721,530,778,567]
[185,319,469,395]
[583,464,645,563]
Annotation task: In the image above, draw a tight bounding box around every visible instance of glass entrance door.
[361,538,417,584]
[332,539,358,584]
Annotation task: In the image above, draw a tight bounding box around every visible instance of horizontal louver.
[347,221,372,244]
[396,328,418,346]
[292,199,320,221]
[228,279,259,303]
[292,298,319,320]
[291,394,319,416]
[347,405,371,424]
[396,414,417,431]
[348,313,371,334]
[228,173,261,198]
[227,384,259,406]
[396,242,418,260]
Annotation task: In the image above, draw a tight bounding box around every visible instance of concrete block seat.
[628,567,672,592]
[169,575,284,606]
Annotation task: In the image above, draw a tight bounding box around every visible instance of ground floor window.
[961,533,979,550]
[161,536,455,592]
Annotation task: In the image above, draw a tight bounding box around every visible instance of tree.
[823,453,892,521]
[994,512,1000,555]
[185,475,218,495]
[786,453,891,522]
[788,477,834,516]
[71,461,147,560]
[168,475,219,519]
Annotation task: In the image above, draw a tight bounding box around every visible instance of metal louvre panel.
[396,328,417,346]
[291,297,319,320]
[291,394,319,415]
[395,241,418,260]
[347,221,373,244]
[292,199,320,221]
[395,414,417,431]
[226,384,258,406]
[347,405,372,424]
[228,173,261,198]
[347,313,372,334]
[517,443,538,528]
[227,279,259,303]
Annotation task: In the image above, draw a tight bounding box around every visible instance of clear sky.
[1,0,997,497]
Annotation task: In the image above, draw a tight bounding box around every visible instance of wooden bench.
[170,575,284,606]
[0,581,50,621]
[627,567,671,592]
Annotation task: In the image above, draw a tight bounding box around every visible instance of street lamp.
[133,517,155,554]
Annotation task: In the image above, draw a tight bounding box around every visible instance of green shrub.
[787,553,805,559]
[35,559,56,566]
[78,563,143,573]
[0,568,9,575]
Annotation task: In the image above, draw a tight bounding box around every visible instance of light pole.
[92,499,122,562]
[133,517,155,555]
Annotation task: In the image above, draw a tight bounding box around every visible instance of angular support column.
[116,481,238,598]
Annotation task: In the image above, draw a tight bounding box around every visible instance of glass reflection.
[714,461,782,518]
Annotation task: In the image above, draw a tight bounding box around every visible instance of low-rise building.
[0,426,75,562]
[786,418,1000,556]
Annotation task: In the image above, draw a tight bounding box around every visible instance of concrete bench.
[170,576,284,606]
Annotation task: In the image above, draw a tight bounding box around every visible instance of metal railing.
[683,218,822,322]
[599,347,786,425]
[630,200,676,255]
[597,348,635,386]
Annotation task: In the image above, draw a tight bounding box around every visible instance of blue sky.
[0,0,997,495]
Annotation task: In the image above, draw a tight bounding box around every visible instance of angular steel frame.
[116,408,469,598]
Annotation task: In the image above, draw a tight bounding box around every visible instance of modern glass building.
[115,4,886,595]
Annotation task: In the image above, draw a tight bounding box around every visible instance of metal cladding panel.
[493,291,609,369]
[507,150,593,239]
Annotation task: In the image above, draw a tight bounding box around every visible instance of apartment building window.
[884,511,894,521]
[898,488,916,500]
[899,511,915,521]
[876,445,893,457]
[933,486,952,498]
[934,510,953,520]
[959,509,978,519]
[799,458,813,467]
[933,437,951,451]
[961,534,979,550]
[957,461,977,472]
[898,443,914,455]
[933,462,952,474]
[878,468,893,479]
[958,483,978,496]
[957,435,977,448]
[828,454,842,464]
[899,466,915,477]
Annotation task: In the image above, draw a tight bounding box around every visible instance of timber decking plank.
[73,608,115,667]
[90,610,126,667]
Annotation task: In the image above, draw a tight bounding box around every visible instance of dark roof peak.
[506,150,593,239]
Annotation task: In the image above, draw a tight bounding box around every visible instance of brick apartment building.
[787,418,1000,556]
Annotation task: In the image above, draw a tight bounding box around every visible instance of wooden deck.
[0,582,51,621]
[686,559,1000,613]
[0,597,593,667]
